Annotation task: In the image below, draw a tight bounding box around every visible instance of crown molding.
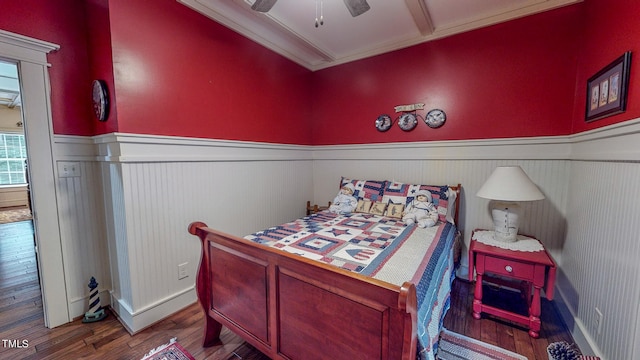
[0,29,59,66]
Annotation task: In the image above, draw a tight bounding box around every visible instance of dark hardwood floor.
[0,220,249,360]
[1,219,575,359]
[443,278,576,360]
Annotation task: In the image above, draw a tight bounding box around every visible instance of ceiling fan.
[251,0,371,17]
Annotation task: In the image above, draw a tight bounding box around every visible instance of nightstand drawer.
[483,256,534,280]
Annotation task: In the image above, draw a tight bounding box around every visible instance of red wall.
[1,0,313,144]
[3,1,640,146]
[105,0,313,144]
[85,0,118,135]
[571,0,640,133]
[0,0,94,136]
[310,6,582,145]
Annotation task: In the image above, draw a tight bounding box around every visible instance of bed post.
[399,281,418,360]
[188,222,223,347]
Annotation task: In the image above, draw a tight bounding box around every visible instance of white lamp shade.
[476,166,545,201]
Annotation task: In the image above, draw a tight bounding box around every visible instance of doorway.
[0,29,68,328]
[0,59,39,330]
[0,60,32,217]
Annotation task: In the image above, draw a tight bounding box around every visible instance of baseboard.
[553,285,604,358]
[456,263,470,280]
[109,287,197,334]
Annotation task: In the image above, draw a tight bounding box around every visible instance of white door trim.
[0,29,69,327]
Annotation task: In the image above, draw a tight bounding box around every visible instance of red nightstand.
[468,229,556,338]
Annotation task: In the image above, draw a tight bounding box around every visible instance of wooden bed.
[188,184,461,360]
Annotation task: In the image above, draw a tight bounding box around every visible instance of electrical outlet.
[178,262,188,280]
[58,161,81,177]
[594,307,603,335]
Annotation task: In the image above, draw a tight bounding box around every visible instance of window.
[0,133,27,185]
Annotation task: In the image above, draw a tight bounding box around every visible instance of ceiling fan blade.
[343,0,370,17]
[251,0,278,12]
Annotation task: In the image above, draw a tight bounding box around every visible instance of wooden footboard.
[188,222,419,360]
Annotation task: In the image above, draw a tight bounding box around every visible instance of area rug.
[0,207,32,224]
[141,338,195,360]
[438,329,528,360]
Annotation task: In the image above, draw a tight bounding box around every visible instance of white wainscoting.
[560,161,640,360]
[94,134,314,333]
[52,118,640,358]
[311,158,570,277]
[561,120,640,360]
[55,160,111,318]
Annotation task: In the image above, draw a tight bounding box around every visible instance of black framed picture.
[586,51,632,122]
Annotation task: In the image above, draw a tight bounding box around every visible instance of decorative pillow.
[355,199,372,213]
[385,202,405,219]
[368,202,387,216]
[340,177,386,202]
[382,181,456,223]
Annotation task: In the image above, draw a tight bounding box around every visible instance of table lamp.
[476,166,545,242]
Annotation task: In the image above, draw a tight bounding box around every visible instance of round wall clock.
[92,80,109,121]
[425,109,446,128]
[375,114,392,132]
[398,112,418,131]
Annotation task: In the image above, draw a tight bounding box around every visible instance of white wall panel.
[312,158,570,278]
[52,118,640,358]
[562,161,640,360]
[118,160,313,315]
[55,161,110,318]
[90,134,315,332]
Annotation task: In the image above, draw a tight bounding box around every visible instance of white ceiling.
[178,0,581,71]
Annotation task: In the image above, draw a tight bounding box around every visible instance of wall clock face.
[425,109,446,128]
[398,112,418,131]
[92,80,109,121]
[375,114,392,132]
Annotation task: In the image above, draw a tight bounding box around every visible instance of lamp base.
[493,229,518,243]
[491,202,520,243]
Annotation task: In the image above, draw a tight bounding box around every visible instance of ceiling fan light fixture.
[343,0,370,17]
[251,0,278,12]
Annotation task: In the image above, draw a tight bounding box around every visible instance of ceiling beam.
[404,0,434,36]
[250,0,277,12]
[234,0,335,62]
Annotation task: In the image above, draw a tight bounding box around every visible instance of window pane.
[11,173,25,184]
[7,147,20,158]
[0,133,27,185]
[0,173,9,184]
[8,160,23,171]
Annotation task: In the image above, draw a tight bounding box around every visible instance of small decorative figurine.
[329,183,357,215]
[83,276,108,323]
[402,190,438,228]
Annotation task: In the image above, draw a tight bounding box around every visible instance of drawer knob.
[505,265,513,273]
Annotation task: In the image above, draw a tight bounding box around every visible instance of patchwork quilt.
[245,211,457,360]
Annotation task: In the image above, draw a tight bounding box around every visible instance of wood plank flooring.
[443,279,576,360]
[1,220,575,359]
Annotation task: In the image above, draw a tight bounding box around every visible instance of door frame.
[0,29,69,328]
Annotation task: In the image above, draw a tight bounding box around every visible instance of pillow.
[355,199,372,213]
[382,181,456,223]
[340,177,386,202]
[368,202,387,216]
[385,202,405,219]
